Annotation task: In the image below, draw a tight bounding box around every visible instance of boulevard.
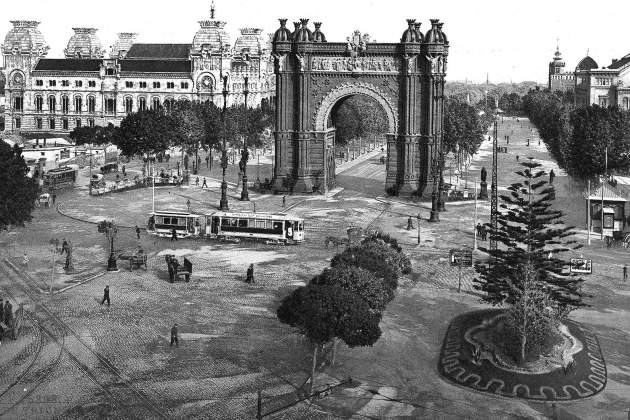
[0,118,628,419]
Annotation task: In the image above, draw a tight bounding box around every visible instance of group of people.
[476,223,488,241]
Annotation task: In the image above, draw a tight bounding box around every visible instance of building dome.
[2,20,49,55]
[576,55,598,71]
[64,28,104,59]
[234,28,264,56]
[437,22,448,44]
[192,4,231,53]
[291,21,301,41]
[110,32,138,58]
[312,22,326,42]
[295,19,313,43]
[413,22,423,42]
[550,46,565,67]
[272,19,292,43]
[401,19,421,43]
[425,19,446,44]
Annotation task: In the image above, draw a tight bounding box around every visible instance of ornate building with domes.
[548,44,630,110]
[1,4,275,135]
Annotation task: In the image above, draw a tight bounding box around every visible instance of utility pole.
[490,116,498,255]
[219,75,230,211]
[50,245,55,296]
[587,179,591,246]
[241,76,250,201]
[417,212,421,245]
[474,177,478,252]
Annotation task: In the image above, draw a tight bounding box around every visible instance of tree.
[443,98,485,157]
[277,284,381,393]
[474,159,587,319]
[114,108,175,157]
[311,266,393,312]
[331,244,398,292]
[0,142,40,231]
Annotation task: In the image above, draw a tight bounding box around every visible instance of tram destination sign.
[450,249,473,267]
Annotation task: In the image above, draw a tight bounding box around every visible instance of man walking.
[135,225,141,240]
[61,239,69,255]
[624,264,627,282]
[282,196,286,207]
[101,285,110,306]
[170,323,179,347]
[52,193,57,205]
[549,169,556,185]
[246,264,255,284]
[201,178,207,189]
[171,228,178,241]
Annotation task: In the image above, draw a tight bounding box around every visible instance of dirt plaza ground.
[1,117,629,419]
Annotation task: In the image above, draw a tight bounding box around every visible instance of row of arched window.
[34,94,96,114]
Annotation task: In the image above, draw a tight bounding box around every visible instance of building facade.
[548,44,630,110]
[1,5,275,135]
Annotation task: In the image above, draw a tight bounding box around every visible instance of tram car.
[146,210,305,243]
[207,211,304,243]
[43,165,79,190]
[147,211,202,239]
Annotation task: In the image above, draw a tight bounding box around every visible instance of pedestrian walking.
[187,199,191,213]
[476,223,482,238]
[61,239,69,255]
[101,285,110,306]
[246,264,255,283]
[135,225,141,240]
[196,177,199,186]
[549,169,555,184]
[52,193,57,205]
[171,228,178,241]
[54,238,60,252]
[170,323,179,347]
[623,264,627,282]
[122,165,126,176]
[202,178,207,189]
[282,196,286,207]
[407,216,415,230]
[205,155,210,168]
[516,155,519,162]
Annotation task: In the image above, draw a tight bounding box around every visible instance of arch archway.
[270,20,449,196]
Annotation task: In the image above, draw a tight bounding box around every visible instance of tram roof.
[208,211,303,221]
[150,210,200,218]
[46,165,78,173]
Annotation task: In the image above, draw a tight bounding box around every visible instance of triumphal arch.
[270,18,449,196]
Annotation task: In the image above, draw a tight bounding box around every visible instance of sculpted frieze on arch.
[310,55,401,73]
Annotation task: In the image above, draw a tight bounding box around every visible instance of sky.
[1,0,629,84]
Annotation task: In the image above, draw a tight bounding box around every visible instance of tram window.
[161,217,170,224]
[230,219,238,227]
[221,218,230,226]
[298,222,303,231]
[273,222,282,232]
[238,219,248,228]
[255,220,266,229]
[172,218,179,225]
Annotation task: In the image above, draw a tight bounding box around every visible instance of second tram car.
[43,165,79,190]
[207,211,304,243]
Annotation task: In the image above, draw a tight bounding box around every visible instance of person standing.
[61,239,69,255]
[171,228,178,241]
[202,178,207,189]
[516,155,519,162]
[52,193,57,205]
[170,323,179,347]
[135,225,141,240]
[624,264,627,282]
[54,238,60,252]
[282,196,286,207]
[246,264,254,283]
[549,169,555,184]
[101,285,110,306]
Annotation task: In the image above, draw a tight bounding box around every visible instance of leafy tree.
[474,159,587,319]
[331,95,388,147]
[311,266,394,312]
[360,233,412,275]
[115,108,175,157]
[277,284,381,393]
[0,142,40,231]
[331,244,398,292]
[443,98,485,157]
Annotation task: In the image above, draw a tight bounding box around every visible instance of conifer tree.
[474,158,587,320]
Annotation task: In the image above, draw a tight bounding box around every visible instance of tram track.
[0,259,169,420]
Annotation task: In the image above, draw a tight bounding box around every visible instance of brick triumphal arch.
[270,18,449,198]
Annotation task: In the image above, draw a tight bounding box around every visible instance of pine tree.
[0,142,40,231]
[474,158,587,319]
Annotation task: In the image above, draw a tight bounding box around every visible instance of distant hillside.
[445,81,543,105]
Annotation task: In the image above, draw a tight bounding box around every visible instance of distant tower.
[485,73,489,108]
[548,39,566,90]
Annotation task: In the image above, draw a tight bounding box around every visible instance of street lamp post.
[219,75,230,211]
[417,212,421,245]
[429,139,440,222]
[490,116,498,256]
[106,222,118,272]
[240,76,250,201]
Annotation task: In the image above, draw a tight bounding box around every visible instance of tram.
[146,210,305,243]
[207,211,304,243]
[43,165,79,190]
[147,211,202,239]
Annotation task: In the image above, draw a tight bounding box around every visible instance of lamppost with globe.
[219,75,230,211]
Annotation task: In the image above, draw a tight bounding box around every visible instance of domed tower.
[422,18,449,219]
[110,32,138,58]
[548,44,566,90]
[64,28,105,59]
[2,20,49,71]
[191,2,231,55]
[312,22,326,43]
[234,28,264,57]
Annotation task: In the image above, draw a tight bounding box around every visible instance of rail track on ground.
[0,258,168,419]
